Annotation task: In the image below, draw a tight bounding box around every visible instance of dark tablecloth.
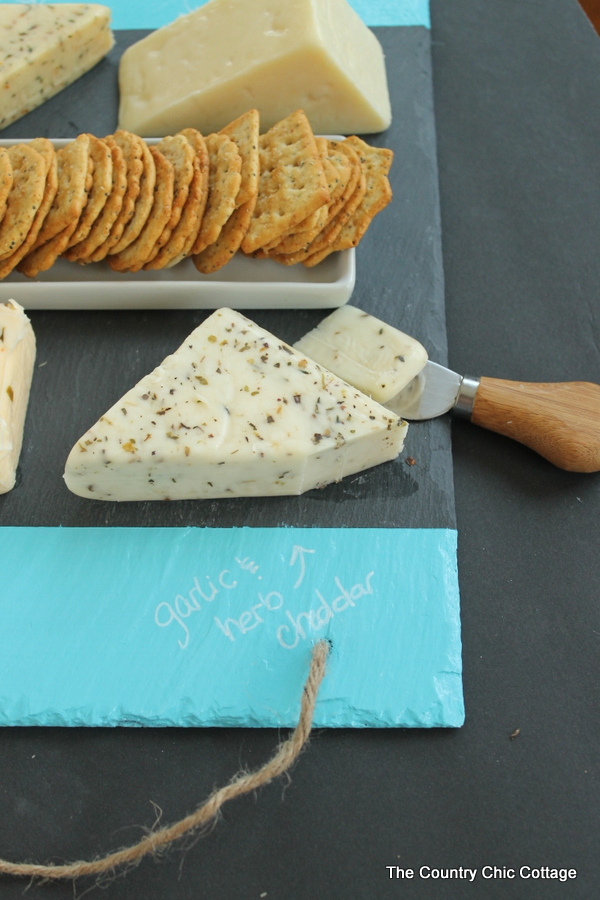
[0,1,598,897]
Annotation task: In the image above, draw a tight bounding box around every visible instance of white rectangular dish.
[0,138,355,310]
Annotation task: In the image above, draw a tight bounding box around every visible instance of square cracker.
[240,109,330,255]
[190,133,242,256]
[269,140,361,265]
[303,137,392,267]
[219,108,259,209]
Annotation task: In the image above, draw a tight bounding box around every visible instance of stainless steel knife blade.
[386,360,479,421]
[385,360,600,472]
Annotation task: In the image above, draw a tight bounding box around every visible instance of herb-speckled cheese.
[0,4,114,130]
[0,300,36,494]
[63,309,407,501]
[294,305,428,404]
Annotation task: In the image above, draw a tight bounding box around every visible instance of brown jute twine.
[0,640,330,882]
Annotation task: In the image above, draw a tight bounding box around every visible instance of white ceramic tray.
[0,138,355,310]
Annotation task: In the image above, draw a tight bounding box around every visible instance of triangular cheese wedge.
[64,309,407,501]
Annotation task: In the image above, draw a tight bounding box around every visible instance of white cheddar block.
[118,0,391,137]
[0,4,114,130]
[64,309,406,501]
[0,300,36,493]
[294,305,428,404]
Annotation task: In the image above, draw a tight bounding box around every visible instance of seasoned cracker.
[18,218,79,278]
[191,133,242,255]
[326,140,361,214]
[303,136,392,267]
[324,142,353,206]
[219,108,259,209]
[303,168,368,267]
[175,128,210,255]
[269,203,328,257]
[144,129,209,270]
[312,140,361,238]
[269,141,357,264]
[282,142,364,265]
[0,139,57,279]
[66,140,127,262]
[0,148,13,222]
[193,196,256,274]
[100,131,148,257]
[143,133,194,265]
[65,135,112,249]
[275,169,367,268]
[240,109,330,255]
[0,144,46,260]
[108,146,174,273]
[29,134,91,250]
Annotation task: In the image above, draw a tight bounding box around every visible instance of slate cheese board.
[0,25,463,728]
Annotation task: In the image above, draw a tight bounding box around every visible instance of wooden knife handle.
[470,377,600,472]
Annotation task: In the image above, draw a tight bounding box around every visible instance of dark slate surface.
[1,3,599,898]
[0,27,454,529]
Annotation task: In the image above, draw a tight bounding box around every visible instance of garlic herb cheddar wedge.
[63,309,407,501]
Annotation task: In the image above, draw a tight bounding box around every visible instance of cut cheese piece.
[0,300,36,493]
[294,306,428,404]
[118,0,391,137]
[63,309,406,501]
[0,4,114,130]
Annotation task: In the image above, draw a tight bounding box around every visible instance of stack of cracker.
[0,109,393,280]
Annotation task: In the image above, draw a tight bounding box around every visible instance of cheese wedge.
[294,306,428,403]
[118,0,391,137]
[0,300,36,494]
[63,309,406,501]
[0,4,114,130]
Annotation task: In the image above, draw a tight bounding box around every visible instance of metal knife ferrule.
[454,376,480,419]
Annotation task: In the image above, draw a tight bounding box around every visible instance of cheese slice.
[63,309,406,501]
[0,300,36,494]
[118,0,391,137]
[294,306,428,404]
[0,4,114,130]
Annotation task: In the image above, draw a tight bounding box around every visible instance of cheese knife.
[386,361,600,473]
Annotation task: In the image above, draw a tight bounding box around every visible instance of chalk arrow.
[289,545,316,589]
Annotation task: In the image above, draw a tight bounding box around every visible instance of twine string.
[0,640,330,882]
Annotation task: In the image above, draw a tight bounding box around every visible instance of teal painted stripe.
[4,1,430,29]
[1,527,462,728]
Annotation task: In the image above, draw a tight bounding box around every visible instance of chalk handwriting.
[154,549,375,651]
[289,545,316,588]
[276,573,374,650]
[235,556,259,575]
[154,569,237,649]
[214,591,284,641]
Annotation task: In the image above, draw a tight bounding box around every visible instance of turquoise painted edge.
[1,526,462,728]
[5,1,430,29]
